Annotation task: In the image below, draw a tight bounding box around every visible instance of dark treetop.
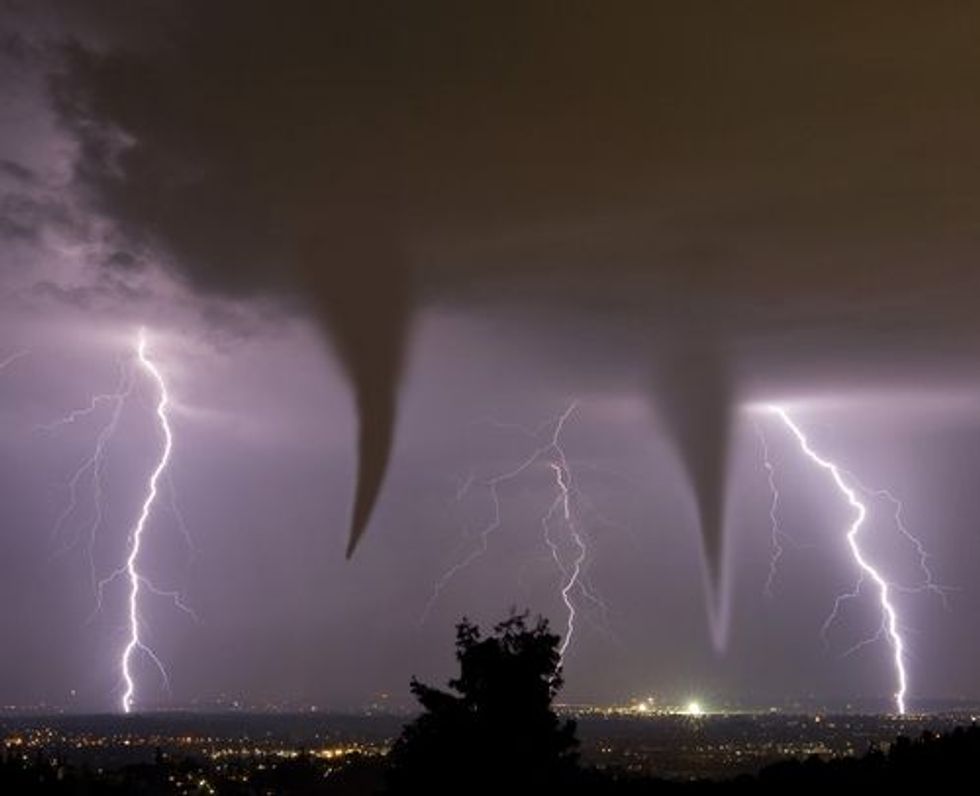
[386,611,579,793]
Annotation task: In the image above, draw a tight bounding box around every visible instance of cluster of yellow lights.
[628,697,707,717]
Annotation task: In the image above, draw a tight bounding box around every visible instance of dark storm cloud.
[43,2,980,595]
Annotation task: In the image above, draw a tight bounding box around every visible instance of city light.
[685,701,705,717]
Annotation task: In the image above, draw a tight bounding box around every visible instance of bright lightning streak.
[843,478,951,609]
[424,403,607,661]
[769,405,908,715]
[543,461,586,660]
[42,354,197,624]
[120,327,174,714]
[423,405,577,617]
[35,332,194,709]
[540,406,590,659]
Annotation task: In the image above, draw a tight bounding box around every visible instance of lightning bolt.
[424,403,609,662]
[119,327,175,713]
[841,479,950,609]
[42,358,135,602]
[39,330,193,711]
[754,420,816,599]
[542,460,586,659]
[754,421,784,598]
[769,405,910,715]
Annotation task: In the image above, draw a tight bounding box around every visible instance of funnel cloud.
[35,2,980,603]
[656,343,732,628]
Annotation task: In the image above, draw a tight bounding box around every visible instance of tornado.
[306,228,410,559]
[656,343,732,644]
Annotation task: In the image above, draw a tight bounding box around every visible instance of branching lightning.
[754,421,817,599]
[843,477,951,610]
[43,360,133,600]
[768,405,911,714]
[424,403,610,662]
[543,460,587,659]
[39,329,194,712]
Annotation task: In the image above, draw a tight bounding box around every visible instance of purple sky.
[1,2,979,713]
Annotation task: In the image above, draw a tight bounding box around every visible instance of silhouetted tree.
[386,611,579,793]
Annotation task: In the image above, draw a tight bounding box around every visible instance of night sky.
[1,2,979,713]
